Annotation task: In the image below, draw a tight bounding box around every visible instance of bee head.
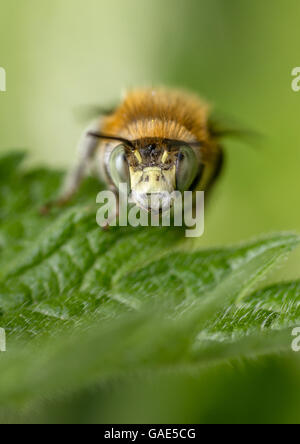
[88,133,201,214]
[127,141,174,213]
[108,138,201,213]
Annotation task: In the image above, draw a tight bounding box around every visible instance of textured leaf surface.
[0,152,299,418]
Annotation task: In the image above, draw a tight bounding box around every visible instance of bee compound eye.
[176,145,199,191]
[109,144,130,188]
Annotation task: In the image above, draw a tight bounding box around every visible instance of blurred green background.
[0,0,300,425]
[0,0,299,266]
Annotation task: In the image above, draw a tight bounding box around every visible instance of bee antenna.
[87,131,135,150]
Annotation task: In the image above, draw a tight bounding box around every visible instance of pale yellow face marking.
[134,151,142,163]
[129,166,177,213]
[129,166,176,195]
[161,150,169,164]
[129,167,143,189]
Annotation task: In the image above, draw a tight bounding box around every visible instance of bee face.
[108,138,201,212]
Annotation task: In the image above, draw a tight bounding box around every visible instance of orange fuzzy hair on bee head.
[102,87,211,145]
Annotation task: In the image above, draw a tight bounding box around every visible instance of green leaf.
[0,151,299,418]
[198,281,300,345]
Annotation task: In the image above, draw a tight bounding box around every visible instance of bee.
[51,88,225,217]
